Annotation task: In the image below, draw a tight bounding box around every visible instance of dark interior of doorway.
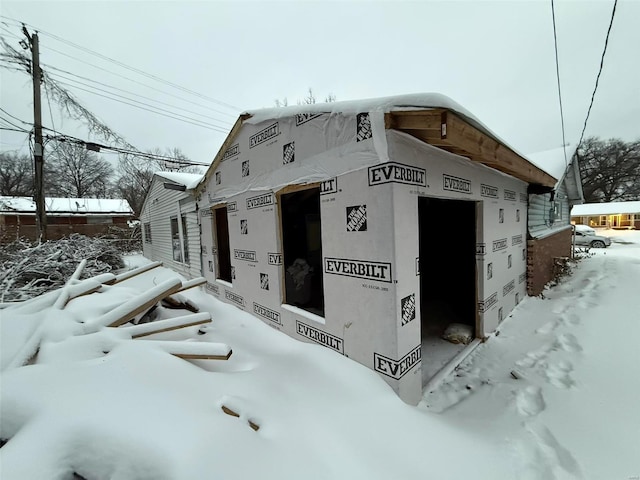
[418,197,476,375]
[214,206,232,283]
[280,187,324,316]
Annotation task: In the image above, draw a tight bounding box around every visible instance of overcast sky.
[1,0,638,168]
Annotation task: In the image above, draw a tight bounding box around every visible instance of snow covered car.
[573,230,611,248]
[574,224,597,236]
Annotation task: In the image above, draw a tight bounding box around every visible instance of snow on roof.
[526,146,576,185]
[245,92,518,155]
[0,196,134,215]
[154,171,203,190]
[571,201,640,216]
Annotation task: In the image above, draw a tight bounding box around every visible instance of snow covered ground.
[1,229,639,479]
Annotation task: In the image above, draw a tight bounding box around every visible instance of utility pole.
[23,26,47,241]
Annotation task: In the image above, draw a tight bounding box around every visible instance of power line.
[0,107,31,126]
[0,14,240,111]
[53,78,230,133]
[45,66,233,128]
[577,0,618,148]
[550,0,568,167]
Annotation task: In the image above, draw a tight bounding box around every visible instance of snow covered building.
[571,201,640,230]
[0,196,133,244]
[139,172,203,280]
[194,93,556,404]
[526,147,584,295]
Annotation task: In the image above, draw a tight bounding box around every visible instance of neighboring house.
[192,93,555,405]
[526,146,585,295]
[0,196,134,244]
[571,201,640,230]
[139,172,203,280]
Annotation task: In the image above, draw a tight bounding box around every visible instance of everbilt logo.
[320,178,337,195]
[295,112,322,126]
[512,234,523,245]
[503,280,515,296]
[296,321,344,354]
[253,302,281,325]
[249,122,279,148]
[476,243,486,255]
[493,238,508,252]
[504,190,516,201]
[368,162,426,187]
[520,193,528,203]
[224,290,244,307]
[519,272,526,284]
[346,205,367,232]
[205,282,219,295]
[481,184,499,198]
[374,346,421,380]
[443,174,472,194]
[246,193,274,209]
[227,202,237,212]
[325,257,392,283]
[478,292,498,312]
[221,143,240,161]
[268,253,283,265]
[234,249,257,262]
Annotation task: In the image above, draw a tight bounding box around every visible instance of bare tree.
[46,141,114,198]
[0,152,33,196]
[116,147,201,216]
[577,137,640,202]
[275,88,336,107]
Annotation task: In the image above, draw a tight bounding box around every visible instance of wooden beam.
[86,278,183,331]
[385,111,443,131]
[175,277,207,293]
[121,312,212,338]
[131,340,232,360]
[110,261,163,285]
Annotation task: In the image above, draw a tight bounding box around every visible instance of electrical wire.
[0,107,31,126]
[53,78,230,133]
[0,14,240,111]
[46,67,233,128]
[550,0,568,167]
[577,0,618,148]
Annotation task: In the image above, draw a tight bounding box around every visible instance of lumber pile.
[4,261,232,368]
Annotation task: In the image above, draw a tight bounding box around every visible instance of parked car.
[573,230,611,248]
[574,224,597,236]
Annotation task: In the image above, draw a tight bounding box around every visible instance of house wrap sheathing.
[197,94,556,404]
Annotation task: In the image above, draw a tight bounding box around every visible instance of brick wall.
[0,220,132,244]
[526,228,572,296]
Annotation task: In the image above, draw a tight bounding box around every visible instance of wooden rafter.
[385,110,556,187]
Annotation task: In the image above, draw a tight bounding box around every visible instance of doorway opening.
[279,186,324,317]
[418,196,477,385]
[213,206,232,283]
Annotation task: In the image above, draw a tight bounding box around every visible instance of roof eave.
[385,110,557,188]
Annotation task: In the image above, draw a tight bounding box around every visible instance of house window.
[214,206,232,283]
[144,222,152,243]
[553,201,562,221]
[280,186,324,317]
[170,216,182,262]
[181,214,189,264]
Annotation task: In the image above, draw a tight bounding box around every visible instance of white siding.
[139,178,201,279]
[528,181,571,238]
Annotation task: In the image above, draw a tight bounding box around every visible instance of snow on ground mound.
[2,235,640,479]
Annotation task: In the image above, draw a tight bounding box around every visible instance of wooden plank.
[175,277,206,293]
[53,259,88,310]
[122,312,212,338]
[221,405,240,417]
[110,261,163,285]
[385,111,443,131]
[86,278,183,331]
[133,340,232,360]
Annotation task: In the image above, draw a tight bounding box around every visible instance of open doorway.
[213,206,232,283]
[279,186,324,316]
[418,196,477,384]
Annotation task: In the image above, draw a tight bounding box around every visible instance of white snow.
[526,146,576,185]
[154,171,203,190]
[0,196,134,215]
[571,200,640,216]
[1,231,640,479]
